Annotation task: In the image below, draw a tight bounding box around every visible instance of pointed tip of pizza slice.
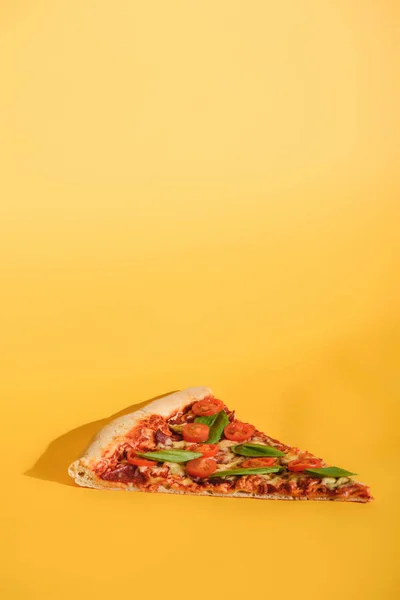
[68,387,373,502]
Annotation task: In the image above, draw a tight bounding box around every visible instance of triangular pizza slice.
[69,387,372,502]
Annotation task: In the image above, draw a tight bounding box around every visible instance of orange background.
[1,2,399,599]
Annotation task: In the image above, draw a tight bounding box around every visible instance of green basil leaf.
[231,443,285,457]
[137,450,202,463]
[305,467,357,478]
[194,413,219,427]
[206,411,230,444]
[210,466,281,478]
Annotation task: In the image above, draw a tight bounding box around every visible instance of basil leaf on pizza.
[194,410,228,443]
[231,443,285,457]
[305,467,357,478]
[194,413,219,427]
[210,466,281,477]
[206,410,230,444]
[137,450,202,463]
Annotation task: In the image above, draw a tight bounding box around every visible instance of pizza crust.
[66,477,370,502]
[68,386,213,487]
[152,488,370,502]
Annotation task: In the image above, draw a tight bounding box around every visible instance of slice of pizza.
[68,387,372,502]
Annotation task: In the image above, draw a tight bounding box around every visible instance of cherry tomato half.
[241,457,276,468]
[223,421,255,442]
[287,457,323,472]
[186,457,217,478]
[126,451,155,467]
[188,443,219,458]
[192,398,224,417]
[183,422,209,443]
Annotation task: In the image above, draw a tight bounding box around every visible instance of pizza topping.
[183,423,209,443]
[210,466,281,477]
[126,450,155,467]
[336,483,371,500]
[169,424,185,434]
[217,439,238,449]
[321,477,350,490]
[287,458,323,472]
[217,455,243,469]
[194,410,230,443]
[195,410,229,444]
[192,398,224,416]
[137,449,202,463]
[170,440,186,449]
[231,443,285,457]
[305,466,357,478]
[241,458,277,467]
[224,421,255,442]
[188,443,219,457]
[335,477,351,487]
[101,464,145,483]
[155,429,173,446]
[125,426,156,451]
[280,453,300,465]
[205,411,230,443]
[164,462,186,476]
[194,412,219,427]
[128,457,156,467]
[186,457,218,478]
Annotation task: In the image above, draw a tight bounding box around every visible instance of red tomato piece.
[186,457,217,478]
[188,443,219,458]
[223,421,255,442]
[126,451,155,467]
[241,457,276,467]
[183,422,209,443]
[192,398,224,416]
[287,457,323,472]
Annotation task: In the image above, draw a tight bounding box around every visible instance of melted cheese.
[182,477,195,486]
[218,439,237,449]
[266,475,283,485]
[336,477,350,487]
[322,476,349,489]
[165,462,185,476]
[171,440,186,449]
[280,454,299,465]
[216,457,242,471]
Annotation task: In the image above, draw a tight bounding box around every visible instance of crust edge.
[68,386,213,484]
